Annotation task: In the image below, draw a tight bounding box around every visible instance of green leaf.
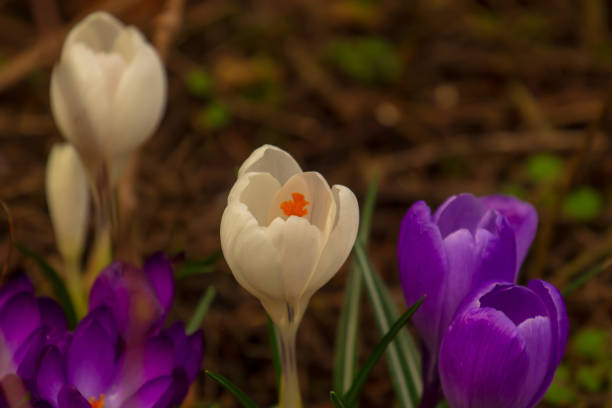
[562,263,606,296]
[176,250,222,280]
[185,68,213,98]
[525,153,564,183]
[267,314,282,388]
[327,36,402,84]
[333,176,378,394]
[353,240,422,407]
[330,391,348,408]
[187,286,216,334]
[205,370,258,408]
[576,365,605,392]
[195,102,231,131]
[544,365,577,405]
[16,243,77,329]
[572,328,608,361]
[344,297,424,406]
[563,186,603,221]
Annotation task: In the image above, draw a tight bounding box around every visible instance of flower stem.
[277,309,302,408]
[64,255,87,319]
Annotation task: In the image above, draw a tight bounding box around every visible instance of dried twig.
[0,200,15,281]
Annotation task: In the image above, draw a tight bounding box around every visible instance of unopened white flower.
[221,145,359,326]
[46,143,90,262]
[50,11,166,185]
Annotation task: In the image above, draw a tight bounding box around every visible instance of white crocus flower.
[46,143,90,316]
[50,11,166,187]
[220,144,359,408]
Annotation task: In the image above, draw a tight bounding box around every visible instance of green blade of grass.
[562,259,611,296]
[187,286,216,334]
[205,370,258,408]
[16,243,77,329]
[333,175,378,394]
[267,314,282,388]
[176,250,222,280]
[344,296,425,406]
[354,240,422,408]
[330,391,349,408]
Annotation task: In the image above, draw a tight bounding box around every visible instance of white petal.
[110,44,166,155]
[266,216,323,302]
[112,26,147,63]
[238,145,302,184]
[305,185,359,298]
[228,173,281,225]
[62,11,123,57]
[267,172,336,239]
[220,202,285,302]
[50,44,110,161]
[46,143,90,261]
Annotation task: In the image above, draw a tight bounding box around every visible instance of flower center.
[281,192,309,217]
[89,394,104,408]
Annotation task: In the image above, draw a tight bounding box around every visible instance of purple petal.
[397,201,447,381]
[67,309,118,397]
[90,262,164,341]
[37,298,68,333]
[119,376,174,408]
[479,195,538,267]
[143,252,174,315]
[15,328,46,382]
[439,308,529,408]
[162,323,204,381]
[0,276,33,311]
[473,215,518,283]
[113,335,175,400]
[58,386,90,408]
[0,292,40,355]
[0,374,31,408]
[526,280,569,406]
[433,193,486,238]
[479,285,548,325]
[166,368,189,406]
[36,346,66,404]
[515,316,553,408]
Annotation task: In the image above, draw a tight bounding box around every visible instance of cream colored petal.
[238,145,302,184]
[46,143,90,262]
[50,44,110,160]
[62,11,123,57]
[267,172,336,238]
[227,173,281,225]
[304,185,359,298]
[110,44,166,155]
[266,216,323,303]
[221,202,285,302]
[111,26,146,62]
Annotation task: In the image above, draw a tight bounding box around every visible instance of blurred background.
[0,0,610,406]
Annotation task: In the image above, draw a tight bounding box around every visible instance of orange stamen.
[89,394,104,408]
[280,192,309,217]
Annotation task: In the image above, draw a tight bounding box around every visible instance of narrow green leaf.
[562,262,608,296]
[354,240,422,408]
[205,370,258,408]
[330,391,348,408]
[344,296,424,406]
[16,243,77,329]
[333,176,378,394]
[176,250,222,280]
[187,286,216,334]
[267,314,282,388]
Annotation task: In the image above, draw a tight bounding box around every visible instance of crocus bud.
[397,193,537,402]
[220,145,359,326]
[50,11,166,185]
[439,280,568,408]
[46,143,90,262]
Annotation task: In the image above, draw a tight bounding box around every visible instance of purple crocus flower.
[0,276,68,387]
[397,194,537,404]
[89,253,174,343]
[439,280,569,408]
[33,306,203,408]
